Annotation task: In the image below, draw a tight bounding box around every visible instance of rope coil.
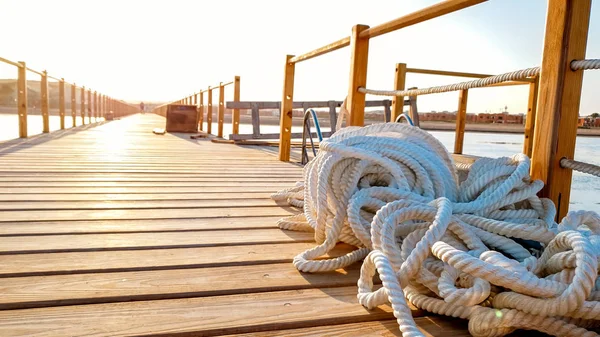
[271,123,600,337]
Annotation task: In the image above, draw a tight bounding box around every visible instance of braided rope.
[561,158,600,177]
[271,122,600,336]
[571,59,600,71]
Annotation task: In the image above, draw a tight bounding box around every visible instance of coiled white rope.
[271,122,600,336]
[561,158,600,177]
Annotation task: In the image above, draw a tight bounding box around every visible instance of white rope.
[561,158,600,177]
[358,59,599,97]
[271,122,600,337]
[571,59,600,71]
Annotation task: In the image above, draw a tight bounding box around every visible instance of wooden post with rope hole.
[530,0,591,220]
[391,63,407,122]
[59,78,65,129]
[17,61,28,138]
[80,86,86,125]
[207,87,213,134]
[278,55,295,161]
[453,89,469,154]
[41,71,50,133]
[218,82,225,138]
[347,24,370,127]
[233,76,241,135]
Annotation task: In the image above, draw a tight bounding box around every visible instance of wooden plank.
[347,24,370,127]
[226,100,403,110]
[0,198,289,211]
[523,76,539,157]
[453,89,468,154]
[0,228,310,253]
[0,205,298,222]
[289,37,351,63]
[279,55,296,161]
[0,216,283,236]
[0,243,356,277]
[231,131,332,141]
[391,63,407,122]
[0,192,275,202]
[230,318,470,336]
[0,180,301,187]
[406,67,493,78]
[0,263,361,310]
[0,185,295,194]
[0,287,412,337]
[359,0,487,38]
[17,61,27,138]
[41,71,50,133]
[233,76,241,134]
[530,0,591,220]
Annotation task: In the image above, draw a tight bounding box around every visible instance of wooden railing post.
[347,24,370,127]
[80,86,86,125]
[41,70,50,133]
[232,76,241,135]
[93,91,98,121]
[199,92,204,131]
[71,84,76,126]
[59,78,65,129]
[193,93,197,106]
[218,82,225,138]
[523,76,539,157]
[207,87,213,134]
[17,61,28,138]
[391,63,407,122]
[87,89,92,123]
[454,89,469,154]
[530,0,591,220]
[278,55,296,162]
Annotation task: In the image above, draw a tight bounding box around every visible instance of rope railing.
[560,158,600,177]
[359,58,599,97]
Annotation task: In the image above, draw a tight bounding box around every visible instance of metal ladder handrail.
[301,108,323,165]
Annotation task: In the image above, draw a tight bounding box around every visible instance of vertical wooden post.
[408,91,420,127]
[207,87,213,134]
[41,71,50,133]
[278,55,296,162]
[87,89,92,123]
[17,61,27,138]
[218,82,225,138]
[59,78,65,129]
[193,93,197,106]
[93,91,98,121]
[232,76,241,135]
[80,86,86,125]
[347,24,370,127]
[71,84,76,126]
[199,92,204,131]
[454,89,469,154]
[523,76,540,157]
[251,103,261,137]
[530,0,591,220]
[391,63,407,122]
[328,100,338,133]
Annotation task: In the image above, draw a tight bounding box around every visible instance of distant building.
[419,111,524,124]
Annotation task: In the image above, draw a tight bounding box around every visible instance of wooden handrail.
[290,37,351,64]
[0,56,22,67]
[359,0,488,39]
[406,67,535,82]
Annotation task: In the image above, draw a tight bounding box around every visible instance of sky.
[0,0,598,115]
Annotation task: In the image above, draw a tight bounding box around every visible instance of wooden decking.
[0,114,469,336]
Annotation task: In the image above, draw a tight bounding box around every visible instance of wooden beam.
[41,71,50,133]
[87,89,92,123]
[71,84,76,126]
[199,92,204,131]
[523,76,539,157]
[278,55,296,162]
[359,0,487,39]
[226,100,407,110]
[80,86,86,125]
[391,63,407,122]
[218,82,225,138]
[207,87,213,134]
[94,91,98,121]
[454,89,469,154]
[289,37,351,64]
[232,76,241,135]
[59,79,65,129]
[347,24,370,127]
[17,61,27,138]
[530,0,591,220]
[406,67,493,78]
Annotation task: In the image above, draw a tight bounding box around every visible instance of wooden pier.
[0,114,470,336]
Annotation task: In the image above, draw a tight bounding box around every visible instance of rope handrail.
[359,58,599,97]
[560,158,600,177]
